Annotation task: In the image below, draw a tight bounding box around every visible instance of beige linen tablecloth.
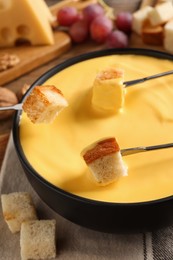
[1,134,172,260]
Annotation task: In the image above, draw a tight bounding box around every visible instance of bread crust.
[82,137,120,164]
[142,20,163,45]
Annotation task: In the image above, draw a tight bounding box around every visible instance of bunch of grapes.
[57,3,132,48]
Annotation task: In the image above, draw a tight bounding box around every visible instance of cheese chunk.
[0,0,54,47]
[91,68,125,113]
[148,2,173,26]
[132,6,153,35]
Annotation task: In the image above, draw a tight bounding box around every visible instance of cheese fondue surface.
[20,54,173,203]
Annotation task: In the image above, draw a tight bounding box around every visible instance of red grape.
[69,20,89,43]
[116,12,132,34]
[57,7,79,26]
[90,16,113,43]
[106,30,128,48]
[83,4,104,24]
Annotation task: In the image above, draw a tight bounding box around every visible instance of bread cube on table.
[23,85,68,124]
[164,20,173,54]
[20,220,56,260]
[1,192,37,233]
[142,20,163,45]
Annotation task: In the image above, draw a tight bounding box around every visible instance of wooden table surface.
[0,0,165,168]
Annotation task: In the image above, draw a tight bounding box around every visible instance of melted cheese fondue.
[20,54,173,203]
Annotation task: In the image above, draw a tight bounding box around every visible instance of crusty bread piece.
[91,67,125,113]
[142,20,163,45]
[132,6,153,35]
[148,1,173,26]
[164,19,173,53]
[20,219,56,260]
[81,137,128,186]
[1,192,37,233]
[22,85,68,124]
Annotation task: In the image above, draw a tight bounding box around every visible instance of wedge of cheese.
[0,0,54,47]
[91,68,125,113]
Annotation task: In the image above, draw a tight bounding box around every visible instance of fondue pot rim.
[13,48,173,208]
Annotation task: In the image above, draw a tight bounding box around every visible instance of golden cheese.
[0,0,54,47]
[20,54,173,203]
[92,77,125,113]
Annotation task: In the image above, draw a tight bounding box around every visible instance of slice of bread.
[81,137,128,186]
[1,192,37,233]
[132,6,153,35]
[23,85,68,124]
[91,67,125,113]
[20,219,56,260]
[148,1,173,26]
[142,20,163,45]
[164,19,173,53]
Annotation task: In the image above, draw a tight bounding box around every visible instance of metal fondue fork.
[1,69,173,112]
[124,69,173,87]
[121,143,173,156]
[0,103,23,111]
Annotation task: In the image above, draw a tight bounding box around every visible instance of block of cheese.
[132,6,153,35]
[148,1,173,26]
[91,67,125,113]
[0,0,54,47]
[164,20,173,53]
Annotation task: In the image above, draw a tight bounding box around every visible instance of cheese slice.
[0,0,54,47]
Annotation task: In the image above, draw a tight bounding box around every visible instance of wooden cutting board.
[0,31,71,86]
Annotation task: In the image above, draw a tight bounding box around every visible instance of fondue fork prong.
[124,70,173,87]
[0,103,23,111]
[121,142,173,156]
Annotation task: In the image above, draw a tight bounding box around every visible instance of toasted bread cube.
[142,20,163,45]
[132,6,153,35]
[1,192,37,233]
[164,20,173,53]
[91,68,125,113]
[23,85,68,124]
[148,2,173,26]
[20,220,56,260]
[81,137,128,186]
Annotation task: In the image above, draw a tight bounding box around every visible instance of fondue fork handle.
[124,70,173,87]
[0,103,23,111]
[121,142,173,156]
